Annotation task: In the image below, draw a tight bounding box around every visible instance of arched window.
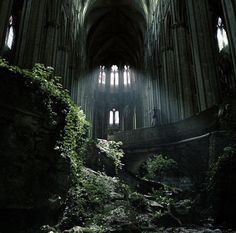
[110,65,119,86]
[217,17,229,51]
[124,65,131,86]
[109,108,119,126]
[98,66,106,85]
[115,110,119,124]
[109,110,114,125]
[5,16,15,50]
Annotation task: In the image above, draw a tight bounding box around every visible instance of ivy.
[97,140,124,172]
[0,58,90,184]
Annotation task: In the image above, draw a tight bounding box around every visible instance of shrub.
[142,154,178,180]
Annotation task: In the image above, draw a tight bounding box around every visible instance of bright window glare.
[109,111,113,125]
[115,73,119,86]
[111,65,119,86]
[217,17,228,51]
[109,109,119,125]
[124,66,131,86]
[115,111,119,124]
[7,27,14,49]
[110,72,115,85]
[99,66,106,84]
[6,16,14,49]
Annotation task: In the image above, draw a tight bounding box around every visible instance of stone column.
[187,0,219,111]
[0,0,14,55]
[15,0,47,67]
[221,0,236,80]
[171,0,196,119]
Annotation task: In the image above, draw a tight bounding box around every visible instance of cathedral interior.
[0,0,236,233]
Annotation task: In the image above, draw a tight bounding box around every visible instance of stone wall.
[114,107,218,149]
[113,106,233,188]
[144,0,236,126]
[0,68,71,229]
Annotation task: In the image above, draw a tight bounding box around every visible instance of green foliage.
[62,168,130,228]
[208,146,236,184]
[97,140,124,172]
[150,186,176,219]
[0,58,8,67]
[143,154,178,180]
[0,58,90,183]
[151,187,174,208]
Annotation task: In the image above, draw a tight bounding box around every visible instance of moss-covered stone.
[0,60,89,232]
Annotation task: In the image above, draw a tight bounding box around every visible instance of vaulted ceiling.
[82,0,149,68]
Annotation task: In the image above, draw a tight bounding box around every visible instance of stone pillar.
[221,0,236,80]
[43,21,59,67]
[187,0,219,111]
[162,48,179,123]
[171,0,196,119]
[0,0,14,55]
[16,0,47,67]
[42,0,61,67]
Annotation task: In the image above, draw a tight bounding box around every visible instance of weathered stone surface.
[0,69,71,230]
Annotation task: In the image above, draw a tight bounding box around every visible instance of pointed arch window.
[124,65,131,86]
[217,17,229,51]
[5,16,15,50]
[98,66,106,85]
[109,108,119,126]
[110,65,119,86]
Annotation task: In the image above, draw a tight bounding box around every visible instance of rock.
[48,194,63,211]
[129,192,148,211]
[171,199,199,225]
[40,225,57,233]
[104,222,141,233]
[174,199,192,215]
[110,191,124,200]
[148,200,164,209]
[63,226,96,233]
[152,212,182,227]
[201,229,222,233]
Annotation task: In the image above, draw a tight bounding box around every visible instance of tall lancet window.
[124,65,131,86]
[217,17,228,51]
[98,66,106,85]
[110,65,119,86]
[5,16,15,50]
[109,109,119,126]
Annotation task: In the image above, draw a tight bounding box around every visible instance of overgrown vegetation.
[207,146,236,226]
[97,139,124,172]
[208,146,236,183]
[56,167,182,233]
[140,154,178,181]
[2,57,226,232]
[0,58,89,182]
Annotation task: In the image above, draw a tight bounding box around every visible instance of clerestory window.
[110,65,119,86]
[217,17,228,51]
[98,66,106,85]
[5,16,15,50]
[124,65,131,86]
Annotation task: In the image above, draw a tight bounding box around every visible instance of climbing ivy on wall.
[97,139,124,172]
[0,58,90,183]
